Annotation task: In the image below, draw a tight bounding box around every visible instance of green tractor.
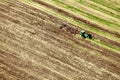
[80,30,92,39]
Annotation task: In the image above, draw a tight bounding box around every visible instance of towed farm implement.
[60,24,92,39]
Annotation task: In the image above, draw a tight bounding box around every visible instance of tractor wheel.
[88,34,92,39]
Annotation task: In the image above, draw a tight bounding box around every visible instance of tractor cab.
[80,30,92,39]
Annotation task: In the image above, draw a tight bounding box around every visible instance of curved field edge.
[19,0,120,54]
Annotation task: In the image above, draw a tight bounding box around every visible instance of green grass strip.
[51,0,120,29]
[92,39,120,54]
[77,0,120,20]
[91,0,120,12]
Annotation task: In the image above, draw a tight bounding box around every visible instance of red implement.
[69,28,79,34]
[60,24,79,35]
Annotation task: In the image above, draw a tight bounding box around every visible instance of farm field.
[0,0,120,80]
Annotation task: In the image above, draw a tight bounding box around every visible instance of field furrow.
[28,0,120,53]
[0,0,120,80]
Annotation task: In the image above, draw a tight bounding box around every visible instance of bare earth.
[0,0,120,80]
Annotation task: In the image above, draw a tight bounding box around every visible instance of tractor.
[60,24,92,39]
[80,30,92,39]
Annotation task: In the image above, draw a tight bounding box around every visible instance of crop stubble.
[0,0,120,80]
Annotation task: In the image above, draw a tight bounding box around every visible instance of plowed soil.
[0,0,120,80]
